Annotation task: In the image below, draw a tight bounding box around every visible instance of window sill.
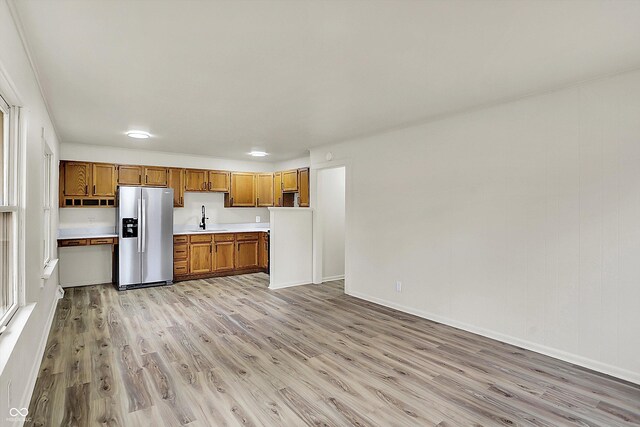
[0,304,35,377]
[42,258,58,280]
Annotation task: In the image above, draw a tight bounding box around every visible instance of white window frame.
[0,95,20,329]
[43,143,53,267]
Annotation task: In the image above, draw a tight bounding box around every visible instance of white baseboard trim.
[61,281,103,288]
[19,289,60,412]
[269,279,312,290]
[347,290,640,386]
[322,274,345,282]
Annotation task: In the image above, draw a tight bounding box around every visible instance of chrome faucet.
[199,205,208,230]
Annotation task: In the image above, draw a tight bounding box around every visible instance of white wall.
[310,69,640,384]
[317,167,345,281]
[269,208,313,289]
[61,142,274,172]
[0,0,61,418]
[273,156,310,172]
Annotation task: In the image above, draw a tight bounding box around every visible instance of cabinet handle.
[208,182,211,191]
[85,185,88,194]
[146,175,148,184]
[231,197,234,206]
[257,197,259,206]
[93,184,96,194]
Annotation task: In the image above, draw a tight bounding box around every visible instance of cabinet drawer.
[236,232,259,241]
[190,234,213,243]
[173,235,188,243]
[173,244,188,259]
[214,233,235,242]
[58,239,88,247]
[173,261,188,276]
[89,238,114,245]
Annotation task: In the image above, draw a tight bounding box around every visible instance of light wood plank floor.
[27,274,640,426]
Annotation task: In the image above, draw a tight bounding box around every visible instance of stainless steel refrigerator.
[116,186,174,290]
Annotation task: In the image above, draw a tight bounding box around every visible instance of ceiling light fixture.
[126,130,151,139]
[249,151,268,157]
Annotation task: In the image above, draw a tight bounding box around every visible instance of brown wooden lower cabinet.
[174,232,268,281]
[236,239,259,269]
[189,242,212,275]
[213,241,235,272]
[259,232,269,269]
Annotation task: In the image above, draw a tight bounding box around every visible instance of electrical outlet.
[255,216,260,223]
[395,281,402,292]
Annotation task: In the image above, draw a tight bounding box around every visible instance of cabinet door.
[189,243,212,274]
[259,233,269,269]
[236,240,259,269]
[118,165,143,185]
[92,163,116,196]
[213,241,235,272]
[229,173,256,207]
[298,167,309,207]
[273,172,283,207]
[185,169,207,191]
[256,173,274,207]
[209,171,230,192]
[63,161,91,196]
[167,168,185,207]
[144,166,168,186]
[282,169,298,192]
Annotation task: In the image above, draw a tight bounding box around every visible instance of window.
[0,95,18,328]
[43,145,53,267]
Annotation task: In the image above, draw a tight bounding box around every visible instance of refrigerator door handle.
[137,198,142,253]
[141,197,146,253]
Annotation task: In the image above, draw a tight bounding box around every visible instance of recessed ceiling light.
[126,130,151,139]
[249,151,268,157]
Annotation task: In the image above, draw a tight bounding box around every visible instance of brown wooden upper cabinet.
[209,170,230,192]
[63,161,91,196]
[282,169,298,192]
[167,168,185,207]
[91,163,116,197]
[226,172,256,207]
[118,165,143,185]
[298,167,309,207]
[185,169,208,191]
[256,173,274,207]
[273,172,283,207]
[144,166,168,186]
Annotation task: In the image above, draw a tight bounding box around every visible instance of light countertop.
[58,223,269,240]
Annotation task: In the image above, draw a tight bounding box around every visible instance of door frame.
[310,159,350,293]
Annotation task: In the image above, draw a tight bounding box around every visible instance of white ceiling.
[13,0,640,162]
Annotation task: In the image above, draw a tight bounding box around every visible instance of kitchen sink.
[188,229,228,233]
